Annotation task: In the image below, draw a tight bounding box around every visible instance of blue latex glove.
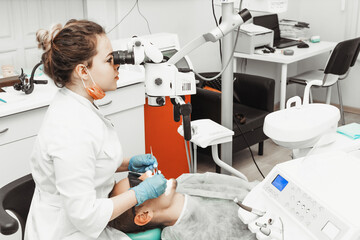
[131,174,167,206]
[128,154,158,173]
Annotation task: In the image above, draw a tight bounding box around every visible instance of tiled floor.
[196,112,360,182]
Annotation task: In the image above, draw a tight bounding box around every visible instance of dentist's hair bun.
[36,23,62,51]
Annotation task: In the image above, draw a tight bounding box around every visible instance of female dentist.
[24,19,167,240]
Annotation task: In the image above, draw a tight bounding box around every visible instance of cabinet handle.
[0,128,9,134]
[98,100,113,107]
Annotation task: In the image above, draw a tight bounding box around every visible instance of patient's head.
[108,172,184,233]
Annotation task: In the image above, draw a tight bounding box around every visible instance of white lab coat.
[25,88,131,240]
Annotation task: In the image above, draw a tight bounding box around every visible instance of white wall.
[86,0,360,109]
[86,0,222,73]
[0,0,84,74]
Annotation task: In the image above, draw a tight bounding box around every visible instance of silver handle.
[0,128,9,134]
[98,100,113,107]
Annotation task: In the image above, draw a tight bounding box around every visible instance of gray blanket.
[161,172,258,240]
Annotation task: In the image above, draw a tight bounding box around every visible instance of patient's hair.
[108,173,164,233]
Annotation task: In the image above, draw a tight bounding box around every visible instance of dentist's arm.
[116,157,130,172]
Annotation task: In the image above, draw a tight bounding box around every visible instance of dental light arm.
[167,8,251,65]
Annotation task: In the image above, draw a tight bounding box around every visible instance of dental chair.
[0,174,161,240]
[288,37,360,125]
[0,174,34,239]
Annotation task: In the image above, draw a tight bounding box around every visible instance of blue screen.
[271,174,288,191]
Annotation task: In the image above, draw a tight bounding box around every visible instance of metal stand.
[220,1,235,174]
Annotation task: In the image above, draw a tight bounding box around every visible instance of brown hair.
[36,19,105,87]
[108,175,164,233]
[108,203,164,233]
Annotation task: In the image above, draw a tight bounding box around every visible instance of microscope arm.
[167,9,251,65]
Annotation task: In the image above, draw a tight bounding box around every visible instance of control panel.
[263,171,348,240]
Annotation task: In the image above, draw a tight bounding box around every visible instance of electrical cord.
[193,25,241,81]
[107,0,137,34]
[233,115,265,179]
[136,0,152,34]
[279,217,285,240]
[107,0,152,34]
[211,0,222,62]
[195,0,244,82]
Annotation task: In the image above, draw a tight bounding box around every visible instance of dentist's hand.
[128,154,158,173]
[131,174,167,206]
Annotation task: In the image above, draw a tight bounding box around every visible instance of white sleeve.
[50,123,113,239]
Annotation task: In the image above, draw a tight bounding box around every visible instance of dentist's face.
[87,34,119,91]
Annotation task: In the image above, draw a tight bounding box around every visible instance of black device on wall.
[13,61,48,94]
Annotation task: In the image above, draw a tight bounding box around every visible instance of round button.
[135,41,142,47]
[155,78,163,86]
[306,209,310,213]
[156,97,165,106]
[297,201,301,205]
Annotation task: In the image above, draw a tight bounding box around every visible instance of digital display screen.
[271,174,288,191]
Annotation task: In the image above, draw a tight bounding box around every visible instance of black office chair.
[191,72,275,172]
[288,37,360,125]
[0,174,34,239]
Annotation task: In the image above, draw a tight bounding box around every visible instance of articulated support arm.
[172,96,192,141]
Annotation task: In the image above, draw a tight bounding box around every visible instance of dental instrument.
[233,198,265,217]
[150,146,155,174]
[150,146,159,174]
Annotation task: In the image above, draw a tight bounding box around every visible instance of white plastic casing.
[145,63,196,97]
[177,119,234,148]
[263,103,340,149]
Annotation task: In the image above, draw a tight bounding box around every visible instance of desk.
[234,41,337,109]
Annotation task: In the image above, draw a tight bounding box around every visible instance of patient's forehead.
[112,178,130,196]
[111,172,148,197]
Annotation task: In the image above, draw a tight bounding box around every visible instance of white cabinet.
[0,107,47,188]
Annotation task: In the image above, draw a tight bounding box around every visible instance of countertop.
[0,67,145,118]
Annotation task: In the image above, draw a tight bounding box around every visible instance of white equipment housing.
[238,150,360,240]
[145,63,196,98]
[111,33,195,105]
[177,119,248,181]
[264,98,340,158]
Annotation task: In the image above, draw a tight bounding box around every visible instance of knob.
[135,41,141,47]
[155,78,163,86]
[156,97,165,106]
[13,83,22,91]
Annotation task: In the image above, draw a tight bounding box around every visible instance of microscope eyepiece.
[112,50,135,65]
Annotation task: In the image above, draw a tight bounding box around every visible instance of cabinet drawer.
[0,107,47,146]
[96,83,145,116]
